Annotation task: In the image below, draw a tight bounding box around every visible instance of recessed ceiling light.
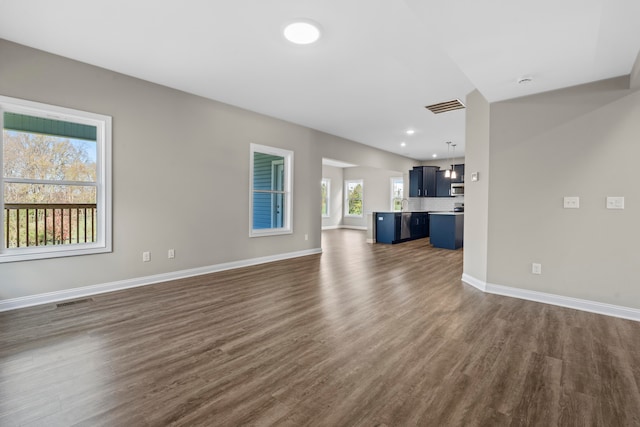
[400,142,406,147]
[406,129,415,135]
[432,154,437,158]
[283,21,321,45]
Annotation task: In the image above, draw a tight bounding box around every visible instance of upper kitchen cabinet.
[436,164,465,197]
[408,166,438,197]
[452,164,465,183]
[436,170,451,197]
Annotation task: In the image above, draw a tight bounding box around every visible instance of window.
[344,180,363,217]
[391,177,404,211]
[250,143,293,237]
[0,96,112,263]
[321,178,330,217]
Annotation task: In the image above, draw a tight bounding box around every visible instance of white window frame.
[321,178,330,218]
[344,179,363,218]
[0,95,112,263]
[249,143,293,237]
[390,176,404,211]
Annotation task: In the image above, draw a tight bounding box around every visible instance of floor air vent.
[56,298,93,308]
[425,99,466,114]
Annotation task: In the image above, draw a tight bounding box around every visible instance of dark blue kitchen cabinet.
[452,164,465,183]
[429,213,464,249]
[408,166,438,197]
[375,212,401,243]
[436,170,451,197]
[410,212,428,238]
[375,212,429,244]
[436,164,465,197]
[409,169,422,197]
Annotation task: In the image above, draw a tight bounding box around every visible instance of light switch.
[563,196,579,209]
[532,263,542,275]
[606,197,625,209]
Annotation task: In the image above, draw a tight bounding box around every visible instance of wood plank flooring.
[1,229,640,426]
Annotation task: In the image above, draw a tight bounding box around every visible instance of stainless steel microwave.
[451,183,464,196]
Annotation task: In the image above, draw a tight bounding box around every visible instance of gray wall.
[0,39,417,301]
[321,165,343,229]
[631,51,640,90]
[466,76,640,309]
[463,90,491,283]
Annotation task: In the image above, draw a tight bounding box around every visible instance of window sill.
[0,244,111,263]
[250,228,293,238]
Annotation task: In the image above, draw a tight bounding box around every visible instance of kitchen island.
[429,212,464,250]
[374,212,428,244]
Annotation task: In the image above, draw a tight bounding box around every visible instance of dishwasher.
[400,212,412,240]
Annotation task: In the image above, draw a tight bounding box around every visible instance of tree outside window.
[345,180,363,217]
[321,178,330,217]
[391,177,403,211]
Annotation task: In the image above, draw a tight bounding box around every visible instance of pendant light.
[444,142,451,178]
[450,144,457,180]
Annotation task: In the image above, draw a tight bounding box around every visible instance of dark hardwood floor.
[1,229,640,426]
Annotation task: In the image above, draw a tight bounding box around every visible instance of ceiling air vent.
[425,99,466,114]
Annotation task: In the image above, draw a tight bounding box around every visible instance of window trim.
[249,143,293,237]
[321,178,330,218]
[344,179,364,218]
[390,176,404,212]
[0,95,112,263]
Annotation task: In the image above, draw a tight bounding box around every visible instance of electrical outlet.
[532,263,542,275]
[143,251,150,262]
[168,249,175,259]
[304,234,308,241]
[606,196,624,209]
[563,196,579,209]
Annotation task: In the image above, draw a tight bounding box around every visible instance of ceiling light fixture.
[450,144,457,180]
[406,129,415,135]
[283,21,321,45]
[400,142,406,147]
[444,142,451,178]
[432,154,437,158]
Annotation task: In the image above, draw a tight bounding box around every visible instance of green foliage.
[348,183,363,215]
[3,130,98,248]
[3,131,96,204]
[321,181,328,216]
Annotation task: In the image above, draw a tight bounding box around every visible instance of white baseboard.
[460,273,487,291]
[0,248,323,313]
[461,274,640,322]
[321,225,367,231]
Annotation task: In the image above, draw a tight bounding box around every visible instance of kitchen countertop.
[374,211,429,214]
[428,211,464,216]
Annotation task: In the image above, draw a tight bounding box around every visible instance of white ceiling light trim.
[283,20,321,45]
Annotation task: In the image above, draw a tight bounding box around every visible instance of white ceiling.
[1,0,639,161]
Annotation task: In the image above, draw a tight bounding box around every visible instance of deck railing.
[4,203,97,248]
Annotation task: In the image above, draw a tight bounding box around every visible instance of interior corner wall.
[322,165,343,228]
[487,76,640,309]
[462,90,490,283]
[630,50,640,90]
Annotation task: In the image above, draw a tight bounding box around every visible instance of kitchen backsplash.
[407,197,464,212]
